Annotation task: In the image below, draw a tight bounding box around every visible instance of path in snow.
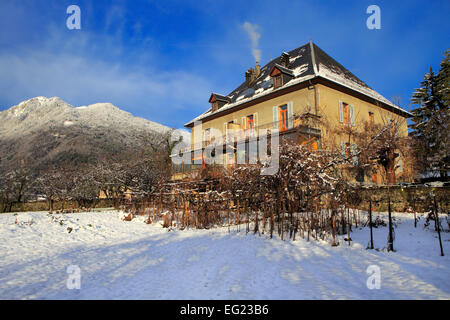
[0,210,448,299]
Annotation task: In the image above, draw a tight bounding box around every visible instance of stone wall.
[357,185,450,213]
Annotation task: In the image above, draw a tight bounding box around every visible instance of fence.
[117,180,449,247]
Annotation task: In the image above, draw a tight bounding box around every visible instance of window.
[342,103,350,125]
[369,111,374,125]
[211,102,218,112]
[339,101,354,126]
[204,128,211,146]
[279,104,288,131]
[247,114,254,129]
[225,120,235,141]
[273,75,283,89]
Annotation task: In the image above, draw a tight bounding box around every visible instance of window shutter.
[253,112,258,128]
[273,106,278,129]
[223,122,227,141]
[352,143,358,165]
[232,119,238,139]
[287,102,294,129]
[339,101,343,123]
[241,117,246,130]
[350,105,355,126]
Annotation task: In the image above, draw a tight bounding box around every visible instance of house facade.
[176,41,411,183]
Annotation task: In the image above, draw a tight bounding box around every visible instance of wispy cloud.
[0,51,211,127]
[0,14,213,127]
[0,0,448,127]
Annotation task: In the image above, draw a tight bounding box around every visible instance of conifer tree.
[409,50,449,179]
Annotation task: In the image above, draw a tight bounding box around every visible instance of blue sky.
[0,0,449,129]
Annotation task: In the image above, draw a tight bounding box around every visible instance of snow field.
[0,210,448,299]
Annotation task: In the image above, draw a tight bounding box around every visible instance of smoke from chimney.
[243,22,261,64]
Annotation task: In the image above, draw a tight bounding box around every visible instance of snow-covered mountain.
[0,96,169,138]
[0,97,173,171]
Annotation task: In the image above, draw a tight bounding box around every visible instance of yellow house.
[179,41,411,183]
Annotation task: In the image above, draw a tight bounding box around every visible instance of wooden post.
[387,192,394,252]
[237,200,240,233]
[244,198,249,234]
[171,193,175,226]
[433,196,444,256]
[159,190,163,215]
[347,207,351,246]
[270,201,274,239]
[331,209,337,246]
[369,200,374,249]
[182,197,186,229]
[228,199,230,234]
[261,202,266,235]
[314,204,318,241]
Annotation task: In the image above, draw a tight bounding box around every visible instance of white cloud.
[0,27,212,127]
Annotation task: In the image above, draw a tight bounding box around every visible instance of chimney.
[245,68,255,86]
[280,52,290,68]
[255,62,261,78]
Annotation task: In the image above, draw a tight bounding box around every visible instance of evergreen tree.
[409,50,449,179]
[436,50,450,172]
[438,50,450,107]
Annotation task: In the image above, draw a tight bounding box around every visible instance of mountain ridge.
[0,96,177,173]
[0,96,170,138]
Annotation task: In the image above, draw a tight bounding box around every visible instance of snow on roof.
[185,41,411,127]
[185,74,316,126]
[317,63,410,116]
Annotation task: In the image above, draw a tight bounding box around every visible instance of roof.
[209,93,231,103]
[185,41,411,127]
[270,64,295,77]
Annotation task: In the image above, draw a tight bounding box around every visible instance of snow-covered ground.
[0,210,449,299]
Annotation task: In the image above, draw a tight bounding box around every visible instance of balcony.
[171,114,322,178]
[205,114,321,147]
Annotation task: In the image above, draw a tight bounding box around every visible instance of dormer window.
[273,74,283,89]
[212,101,218,112]
[209,93,231,113]
[270,64,294,90]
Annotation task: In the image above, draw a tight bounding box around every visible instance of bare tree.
[0,167,32,212]
[34,169,68,212]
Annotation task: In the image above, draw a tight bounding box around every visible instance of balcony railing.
[200,116,320,148]
[171,115,322,177]
[174,115,321,157]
